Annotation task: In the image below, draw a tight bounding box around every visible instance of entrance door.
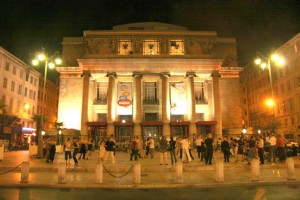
[173,126,185,139]
[118,126,132,143]
[199,126,212,137]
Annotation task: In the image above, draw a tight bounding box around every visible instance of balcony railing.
[195,98,208,104]
[143,99,159,105]
[93,99,107,105]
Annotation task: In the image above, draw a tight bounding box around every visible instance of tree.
[32,114,47,158]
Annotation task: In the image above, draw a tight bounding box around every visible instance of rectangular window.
[169,40,184,55]
[143,82,158,104]
[118,40,133,55]
[20,70,24,79]
[195,82,207,104]
[95,82,108,104]
[11,81,15,92]
[13,66,16,75]
[24,87,28,97]
[18,85,22,95]
[3,78,8,89]
[5,62,10,71]
[280,84,284,93]
[143,40,159,55]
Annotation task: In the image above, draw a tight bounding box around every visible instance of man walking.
[205,133,214,165]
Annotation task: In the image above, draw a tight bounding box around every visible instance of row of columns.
[80,70,223,138]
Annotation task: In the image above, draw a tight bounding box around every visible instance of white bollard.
[216,159,224,182]
[95,163,103,184]
[133,162,141,184]
[251,159,260,181]
[20,161,29,183]
[58,162,66,184]
[286,157,296,180]
[176,161,183,184]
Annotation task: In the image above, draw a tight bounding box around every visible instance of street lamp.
[254,52,284,133]
[32,50,62,158]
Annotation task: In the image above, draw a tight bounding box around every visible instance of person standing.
[64,138,72,166]
[277,135,286,161]
[105,137,116,164]
[87,139,94,158]
[98,141,106,161]
[195,136,203,160]
[169,136,177,165]
[130,137,138,161]
[149,137,155,158]
[221,137,230,162]
[268,134,277,163]
[145,137,150,158]
[205,133,214,165]
[180,136,192,163]
[248,136,257,164]
[78,140,87,160]
[257,136,265,165]
[159,136,168,165]
[72,138,80,166]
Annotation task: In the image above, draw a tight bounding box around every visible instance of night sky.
[1,0,300,80]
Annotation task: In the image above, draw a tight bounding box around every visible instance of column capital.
[106,72,117,78]
[80,71,91,78]
[211,71,221,78]
[132,72,143,78]
[160,72,171,78]
[186,71,197,77]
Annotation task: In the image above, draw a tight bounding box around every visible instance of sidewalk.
[0,150,299,188]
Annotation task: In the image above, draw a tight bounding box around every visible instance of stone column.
[81,72,91,140]
[107,72,117,136]
[161,73,171,136]
[211,72,222,139]
[186,72,197,137]
[133,73,142,137]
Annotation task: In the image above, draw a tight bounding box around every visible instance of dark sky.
[1,0,300,79]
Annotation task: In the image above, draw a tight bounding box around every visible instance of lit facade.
[240,33,300,140]
[57,22,243,144]
[0,47,39,144]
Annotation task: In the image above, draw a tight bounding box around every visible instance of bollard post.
[251,159,260,181]
[58,162,66,184]
[133,162,141,184]
[176,161,183,184]
[20,161,29,183]
[216,159,224,182]
[286,157,296,180]
[95,163,103,184]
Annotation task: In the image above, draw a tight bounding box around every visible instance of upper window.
[143,82,158,104]
[118,40,133,55]
[5,62,10,71]
[95,82,108,104]
[169,40,184,55]
[143,40,159,55]
[13,66,17,75]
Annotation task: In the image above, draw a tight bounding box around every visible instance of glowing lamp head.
[265,98,275,107]
[32,59,39,66]
[24,103,30,110]
[37,53,46,61]
[48,62,55,69]
[41,130,46,136]
[55,58,62,65]
[255,58,262,65]
[261,62,267,70]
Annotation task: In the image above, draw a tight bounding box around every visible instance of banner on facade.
[117,82,133,115]
[170,82,187,114]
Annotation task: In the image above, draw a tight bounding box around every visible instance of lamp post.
[254,52,284,133]
[32,50,62,158]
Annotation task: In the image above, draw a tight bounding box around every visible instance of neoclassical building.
[57,22,243,145]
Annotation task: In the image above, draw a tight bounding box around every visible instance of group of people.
[53,133,298,166]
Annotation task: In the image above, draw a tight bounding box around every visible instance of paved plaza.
[0,149,299,188]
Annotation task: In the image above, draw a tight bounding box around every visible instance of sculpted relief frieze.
[85,35,215,56]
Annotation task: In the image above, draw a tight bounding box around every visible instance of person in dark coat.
[221,137,230,162]
[205,133,214,165]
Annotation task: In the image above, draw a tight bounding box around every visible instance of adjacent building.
[0,47,59,147]
[57,22,244,146]
[240,33,300,140]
